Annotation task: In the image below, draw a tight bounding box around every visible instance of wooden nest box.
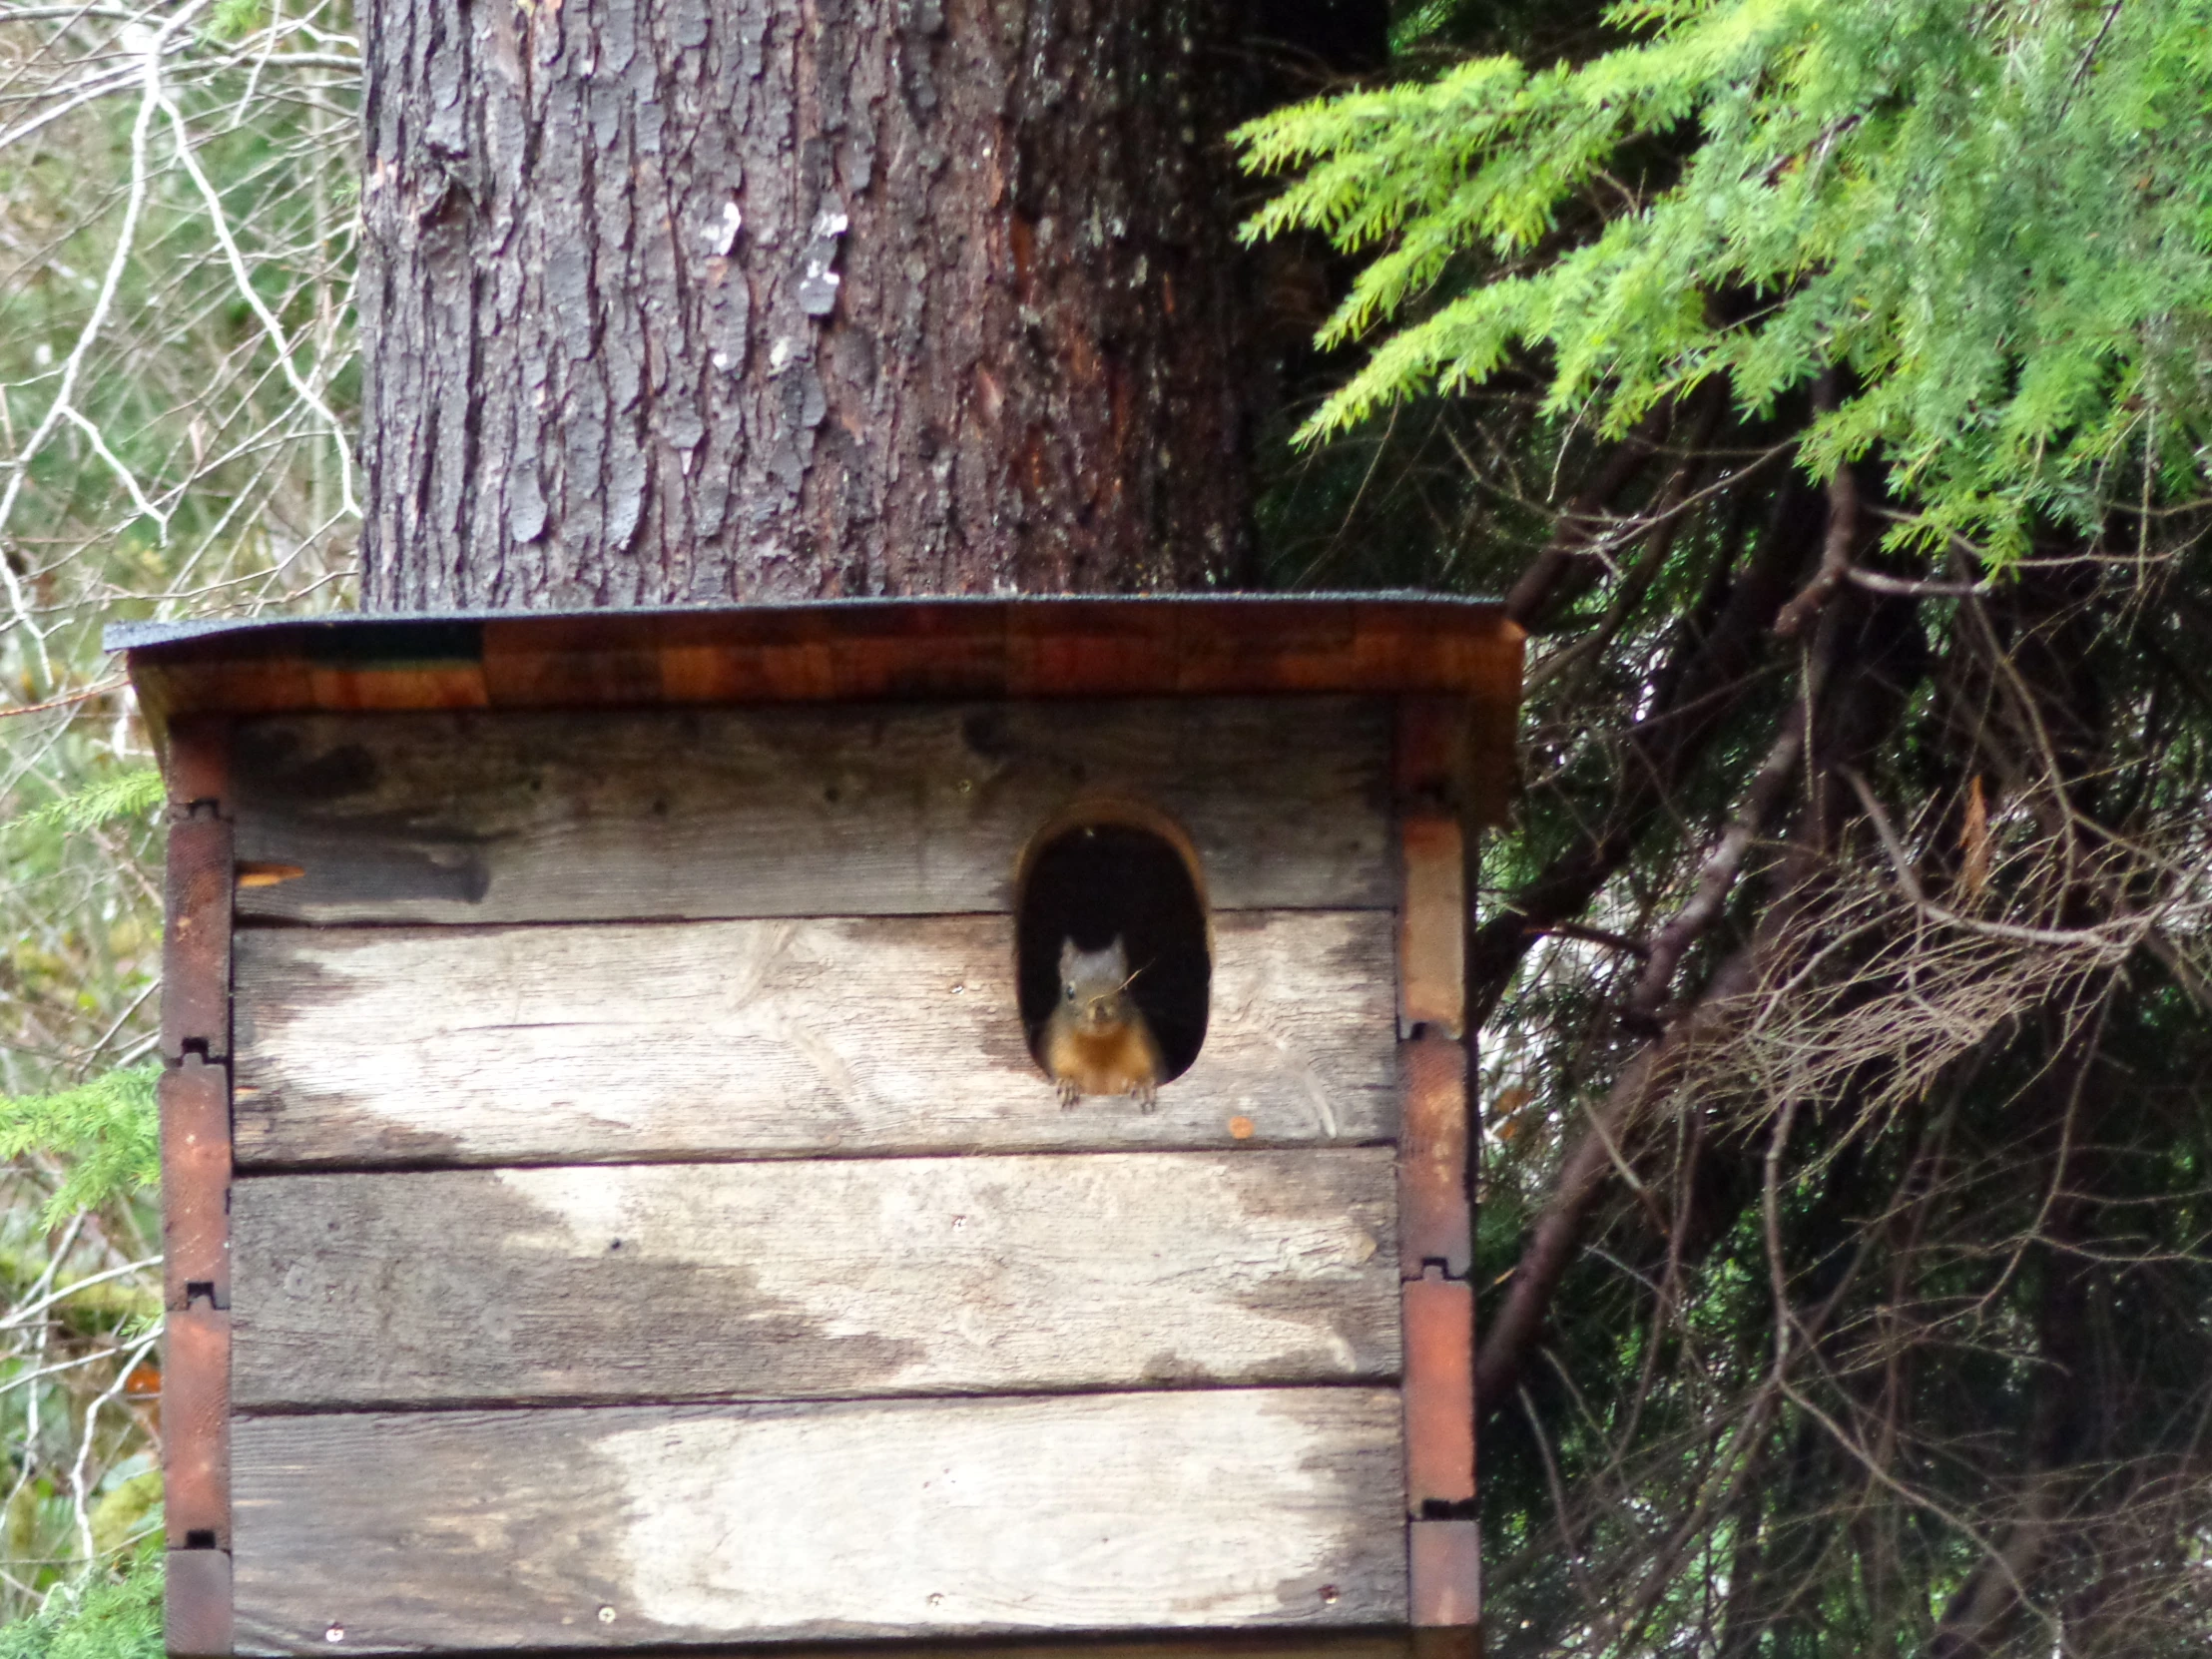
[114,597,1524,1659]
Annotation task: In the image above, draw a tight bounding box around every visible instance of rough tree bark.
[358,0,1273,609]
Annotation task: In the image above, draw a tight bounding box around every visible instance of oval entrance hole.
[1017,808,1211,1086]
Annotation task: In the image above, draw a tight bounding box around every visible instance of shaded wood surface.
[1394,816,1465,1042]
[233,911,1396,1166]
[232,1389,1407,1652]
[160,740,237,1571]
[541,1639,1427,1659]
[163,1310,229,1551]
[164,1547,231,1659]
[228,698,1391,924]
[124,606,1525,815]
[160,811,232,1062]
[233,1150,1399,1408]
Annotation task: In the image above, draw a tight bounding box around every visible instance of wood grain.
[165,1546,232,1659]
[232,910,1397,1166]
[1395,1038,1471,1281]
[586,1641,1421,1659]
[160,1055,230,1314]
[231,1388,1407,1653]
[632,1639,1418,1659]
[163,1308,230,1551]
[1395,814,1464,1041]
[160,810,232,1063]
[226,698,1391,924]
[1409,1521,1481,1629]
[1401,1276,1475,1510]
[232,1149,1399,1408]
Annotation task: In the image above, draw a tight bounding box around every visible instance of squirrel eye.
[1064,985,1076,1001]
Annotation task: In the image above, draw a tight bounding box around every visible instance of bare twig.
[1773,391,1860,638]
[0,677,125,718]
[1843,565,1991,599]
[0,1256,160,1332]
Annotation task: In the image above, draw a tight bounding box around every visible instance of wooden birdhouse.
[115,596,1523,1659]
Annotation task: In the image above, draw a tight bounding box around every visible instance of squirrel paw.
[1056,1077,1082,1110]
[1132,1081,1158,1114]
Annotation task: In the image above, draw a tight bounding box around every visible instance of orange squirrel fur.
[1041,937,1163,1112]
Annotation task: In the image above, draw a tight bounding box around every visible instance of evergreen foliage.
[0,0,2206,1653]
[0,1543,162,1659]
[1245,2,2212,1652]
[0,1067,160,1230]
[0,0,353,1621]
[9,773,163,838]
[1239,0,2212,561]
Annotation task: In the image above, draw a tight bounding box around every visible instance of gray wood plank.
[650,1640,1419,1659]
[233,1150,1400,1408]
[595,1642,1420,1659]
[229,698,1391,923]
[232,1389,1408,1653]
[232,911,1397,1166]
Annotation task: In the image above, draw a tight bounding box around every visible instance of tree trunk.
[358,0,1265,609]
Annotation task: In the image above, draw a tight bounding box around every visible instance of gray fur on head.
[1059,936,1128,987]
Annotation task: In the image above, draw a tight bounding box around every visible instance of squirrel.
[1042,936,1163,1112]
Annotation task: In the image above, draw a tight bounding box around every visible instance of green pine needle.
[0,1542,162,1659]
[1235,0,2212,565]
[0,1066,161,1228]
[11,772,164,837]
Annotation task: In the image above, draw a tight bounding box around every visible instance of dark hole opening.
[1018,819,1211,1084]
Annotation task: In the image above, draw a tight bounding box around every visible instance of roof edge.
[117,594,1526,826]
[104,591,1507,656]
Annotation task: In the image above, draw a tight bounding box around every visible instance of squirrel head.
[1058,936,1135,1033]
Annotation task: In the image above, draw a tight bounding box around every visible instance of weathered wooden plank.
[119,597,1520,723]
[600,1641,1419,1659]
[232,911,1397,1166]
[161,811,233,1064]
[231,1388,1407,1653]
[160,717,237,1604]
[164,1308,230,1551]
[1396,1038,1471,1281]
[161,1055,231,1314]
[233,1150,1399,1408]
[164,711,231,808]
[1395,815,1464,1042]
[227,698,1392,923]
[1409,1521,1480,1629]
[651,1639,1417,1659]
[166,1546,233,1658]
[1391,701,1477,1552]
[1401,1275,1475,1510]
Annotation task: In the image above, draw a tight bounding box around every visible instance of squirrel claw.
[1056,1077,1082,1110]
[1132,1082,1158,1114]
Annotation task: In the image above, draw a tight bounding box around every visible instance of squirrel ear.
[1059,938,1079,975]
[1107,935,1127,967]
